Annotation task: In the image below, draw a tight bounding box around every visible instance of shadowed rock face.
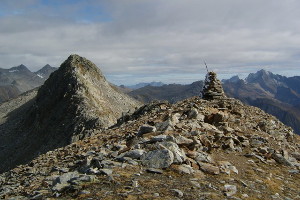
[202,72,226,100]
[0,54,141,173]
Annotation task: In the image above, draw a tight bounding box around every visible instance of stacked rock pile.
[201,71,226,100]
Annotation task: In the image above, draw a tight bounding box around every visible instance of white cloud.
[1,0,300,83]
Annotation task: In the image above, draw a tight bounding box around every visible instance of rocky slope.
[1,72,299,200]
[0,85,20,102]
[0,64,57,103]
[0,55,140,173]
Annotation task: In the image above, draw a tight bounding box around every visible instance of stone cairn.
[201,71,226,100]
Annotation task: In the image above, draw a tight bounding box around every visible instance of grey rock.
[291,153,300,161]
[52,183,70,192]
[174,164,194,174]
[188,108,198,119]
[119,149,145,160]
[79,190,91,195]
[159,141,186,163]
[272,153,293,166]
[171,113,181,124]
[100,160,123,168]
[197,113,205,121]
[141,149,174,168]
[76,175,96,182]
[132,180,139,187]
[194,152,212,163]
[175,135,193,145]
[153,193,160,197]
[288,169,299,174]
[146,168,164,174]
[171,189,184,197]
[86,168,100,174]
[150,135,176,143]
[100,169,113,176]
[137,125,157,136]
[155,120,174,132]
[198,162,220,175]
[224,184,237,197]
[222,138,235,150]
[52,171,80,186]
[7,196,29,200]
[52,171,80,192]
[190,180,201,188]
[218,161,239,175]
[31,193,44,200]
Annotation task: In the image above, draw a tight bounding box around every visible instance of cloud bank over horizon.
[1,0,300,84]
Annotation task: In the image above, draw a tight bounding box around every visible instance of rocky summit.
[0,54,140,173]
[0,71,299,199]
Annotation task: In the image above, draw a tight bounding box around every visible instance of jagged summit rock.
[201,71,226,100]
[0,54,141,173]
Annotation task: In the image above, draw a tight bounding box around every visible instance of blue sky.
[1,0,300,85]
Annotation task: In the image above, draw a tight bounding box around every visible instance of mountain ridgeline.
[223,69,300,135]
[0,55,140,173]
[0,64,57,102]
[127,70,300,135]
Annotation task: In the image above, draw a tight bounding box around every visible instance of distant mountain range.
[128,81,203,103]
[125,81,165,89]
[0,64,57,102]
[223,69,300,135]
[1,65,300,135]
[127,69,300,135]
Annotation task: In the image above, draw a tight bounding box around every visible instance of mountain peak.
[42,64,53,69]
[222,75,241,83]
[10,64,30,72]
[245,69,274,83]
[61,54,105,80]
[17,64,28,69]
[35,54,137,130]
[0,54,140,172]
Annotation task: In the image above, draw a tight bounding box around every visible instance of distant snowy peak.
[34,64,57,80]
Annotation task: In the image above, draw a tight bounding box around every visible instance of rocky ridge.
[0,55,140,173]
[1,73,299,199]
